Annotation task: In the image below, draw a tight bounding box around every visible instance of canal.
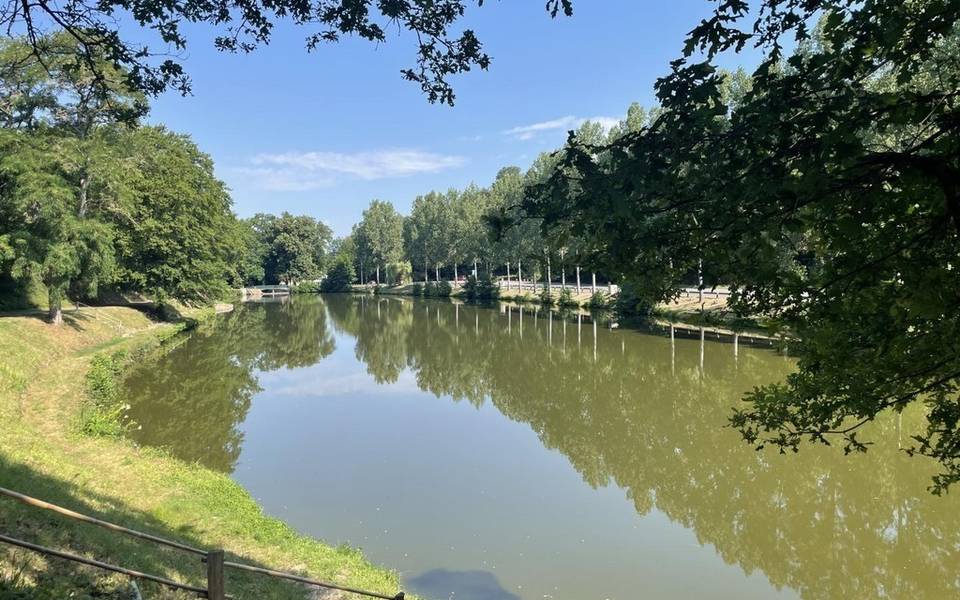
[124,294,959,600]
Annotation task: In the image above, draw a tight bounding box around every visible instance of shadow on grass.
[0,456,312,599]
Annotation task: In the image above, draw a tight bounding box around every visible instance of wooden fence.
[0,486,404,599]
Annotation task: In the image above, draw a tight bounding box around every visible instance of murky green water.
[124,295,960,600]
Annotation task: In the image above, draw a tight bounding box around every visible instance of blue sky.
[147,1,765,236]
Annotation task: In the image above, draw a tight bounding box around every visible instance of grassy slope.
[0,307,405,599]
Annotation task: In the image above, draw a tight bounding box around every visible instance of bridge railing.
[0,486,404,600]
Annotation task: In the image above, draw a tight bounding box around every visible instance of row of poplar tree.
[331,106,661,290]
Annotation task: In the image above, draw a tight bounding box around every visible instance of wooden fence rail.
[0,486,404,599]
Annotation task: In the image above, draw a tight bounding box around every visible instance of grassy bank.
[0,307,406,599]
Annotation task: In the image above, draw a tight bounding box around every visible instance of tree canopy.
[1,0,572,105]
[0,36,248,320]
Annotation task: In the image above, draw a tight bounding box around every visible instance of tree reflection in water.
[125,296,335,471]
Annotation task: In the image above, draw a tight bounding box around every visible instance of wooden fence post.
[207,550,225,600]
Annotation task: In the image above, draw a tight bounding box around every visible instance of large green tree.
[0,130,115,324]
[405,191,452,282]
[111,126,244,300]
[260,212,333,285]
[525,4,960,491]
[355,200,404,284]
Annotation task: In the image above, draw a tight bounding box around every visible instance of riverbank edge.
[343,284,779,341]
[0,305,408,599]
[347,282,605,308]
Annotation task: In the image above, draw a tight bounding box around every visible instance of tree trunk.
[576,265,581,294]
[454,263,458,282]
[698,258,704,307]
[376,265,380,285]
[48,287,63,326]
[546,257,552,291]
[518,259,522,292]
[562,267,566,289]
[78,175,90,219]
[506,262,511,290]
[435,265,440,282]
[592,272,597,294]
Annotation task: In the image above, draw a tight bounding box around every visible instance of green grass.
[0,307,408,599]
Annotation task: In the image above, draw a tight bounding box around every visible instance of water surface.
[124,295,960,600]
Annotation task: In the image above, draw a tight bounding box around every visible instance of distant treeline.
[285,104,666,291]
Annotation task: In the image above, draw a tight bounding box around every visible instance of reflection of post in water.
[563,315,567,355]
[593,317,598,362]
[377,299,381,320]
[436,305,441,326]
[699,326,705,378]
[733,332,739,365]
[455,303,459,329]
[519,305,524,339]
[577,313,582,348]
[508,305,512,334]
[548,310,553,347]
[475,312,479,336]
[670,323,675,376]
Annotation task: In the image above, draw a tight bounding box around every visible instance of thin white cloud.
[503,115,621,140]
[251,149,466,180]
[224,166,335,192]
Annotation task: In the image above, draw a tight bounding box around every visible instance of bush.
[481,277,500,300]
[539,284,555,306]
[320,261,354,292]
[614,280,655,316]
[558,287,578,307]
[463,275,499,301]
[588,291,609,309]
[435,280,452,297]
[387,260,413,285]
[292,281,320,294]
[423,281,437,297]
[411,283,424,296]
[82,351,131,437]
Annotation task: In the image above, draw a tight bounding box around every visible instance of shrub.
[463,276,479,300]
[292,281,320,294]
[320,261,354,292]
[82,351,131,437]
[480,277,500,300]
[463,275,500,301]
[387,260,413,285]
[423,282,437,297]
[588,291,609,309]
[539,284,555,306]
[557,287,578,307]
[614,280,655,316]
[435,280,452,297]
[411,283,424,296]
